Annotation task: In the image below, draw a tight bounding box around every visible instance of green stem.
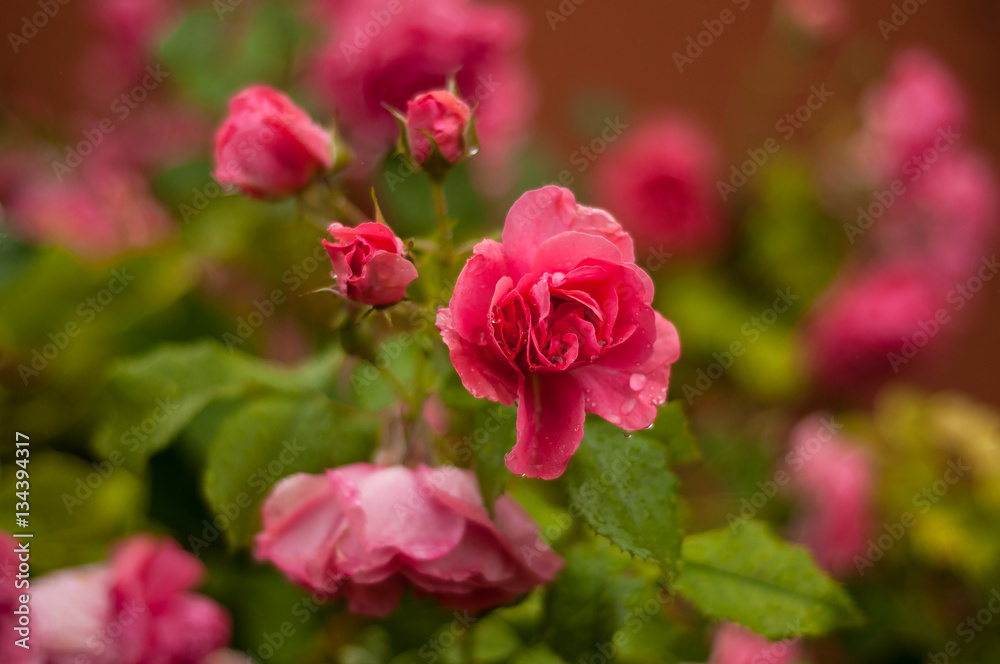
[431,179,452,267]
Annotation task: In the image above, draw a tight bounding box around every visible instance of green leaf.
[469,404,515,509]
[202,393,376,548]
[676,521,862,639]
[564,418,682,573]
[643,401,700,463]
[543,547,646,663]
[93,341,342,470]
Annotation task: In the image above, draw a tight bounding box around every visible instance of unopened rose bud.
[322,222,418,306]
[214,85,333,198]
[405,90,473,173]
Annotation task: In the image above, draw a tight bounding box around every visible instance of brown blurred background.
[2,0,999,404]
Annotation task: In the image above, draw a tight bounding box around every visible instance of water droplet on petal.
[621,398,636,415]
[589,355,600,363]
[622,431,632,438]
[607,414,622,425]
[643,423,654,430]
[629,373,648,391]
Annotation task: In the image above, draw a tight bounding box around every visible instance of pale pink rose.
[1,155,171,260]
[254,464,563,616]
[406,89,473,165]
[706,623,803,664]
[436,186,681,479]
[804,263,940,387]
[854,49,967,182]
[322,222,419,306]
[310,0,533,191]
[592,117,722,256]
[32,535,231,664]
[0,531,38,664]
[786,415,875,577]
[213,85,333,198]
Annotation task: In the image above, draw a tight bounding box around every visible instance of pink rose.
[32,535,231,664]
[854,49,966,181]
[592,118,722,256]
[213,85,333,198]
[311,0,533,192]
[406,89,473,166]
[786,415,875,577]
[805,263,940,387]
[322,222,419,306]
[254,463,563,616]
[705,623,803,664]
[437,186,681,479]
[1,154,171,260]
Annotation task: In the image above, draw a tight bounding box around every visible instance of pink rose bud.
[214,85,333,198]
[805,263,940,388]
[406,89,473,167]
[593,117,722,256]
[31,534,231,664]
[254,464,563,616]
[437,186,681,479]
[786,415,875,577]
[706,622,803,664]
[322,221,419,306]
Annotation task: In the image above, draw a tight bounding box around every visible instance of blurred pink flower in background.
[0,153,171,260]
[214,85,334,199]
[775,0,850,42]
[853,49,967,183]
[805,263,941,387]
[311,0,533,190]
[704,622,803,664]
[592,117,722,257]
[255,463,563,616]
[0,531,36,664]
[322,221,419,306]
[406,89,473,165]
[81,0,177,102]
[32,535,231,664]
[786,415,875,576]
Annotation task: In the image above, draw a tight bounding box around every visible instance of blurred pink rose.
[311,0,533,190]
[406,89,473,165]
[254,463,563,616]
[1,155,171,260]
[705,623,803,664]
[213,85,333,198]
[322,221,418,306]
[436,186,681,479]
[32,534,231,664]
[786,415,875,576]
[593,117,722,256]
[854,49,966,182]
[873,151,998,283]
[805,263,941,387]
[776,0,850,42]
[0,531,36,664]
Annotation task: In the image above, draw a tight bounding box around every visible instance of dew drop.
[622,431,632,438]
[621,398,636,415]
[552,271,566,284]
[643,423,654,430]
[607,414,622,425]
[629,373,648,391]
[589,355,600,363]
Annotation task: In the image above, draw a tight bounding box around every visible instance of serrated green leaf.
[676,521,862,639]
[202,393,375,548]
[564,418,682,573]
[543,547,646,663]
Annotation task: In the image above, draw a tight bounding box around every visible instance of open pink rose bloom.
[254,463,563,616]
[437,186,681,479]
